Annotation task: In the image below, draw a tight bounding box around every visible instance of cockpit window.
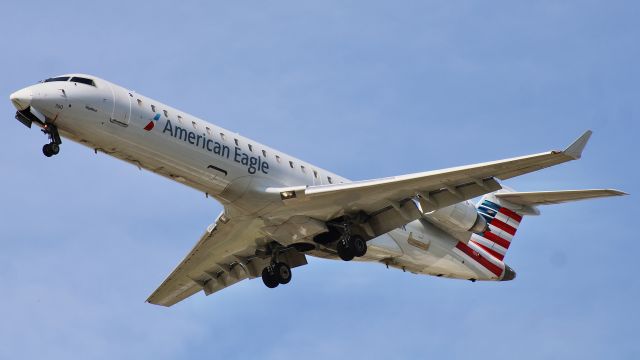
[70,77,96,87]
[44,76,70,83]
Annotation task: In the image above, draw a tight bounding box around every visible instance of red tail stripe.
[482,231,511,249]
[470,240,505,260]
[455,242,503,276]
[490,218,517,236]
[499,207,522,222]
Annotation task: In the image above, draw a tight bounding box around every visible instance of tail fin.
[472,193,523,261]
[472,189,626,261]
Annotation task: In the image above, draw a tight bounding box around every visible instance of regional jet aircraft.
[10,74,626,306]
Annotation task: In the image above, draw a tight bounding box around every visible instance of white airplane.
[10,74,627,307]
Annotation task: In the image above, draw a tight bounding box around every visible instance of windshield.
[43,76,70,83]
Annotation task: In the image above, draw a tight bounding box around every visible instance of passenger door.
[107,83,131,127]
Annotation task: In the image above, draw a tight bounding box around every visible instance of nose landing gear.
[41,123,61,157]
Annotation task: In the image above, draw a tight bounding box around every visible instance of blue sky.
[1,1,638,359]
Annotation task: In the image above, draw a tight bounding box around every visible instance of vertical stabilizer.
[471,192,526,261]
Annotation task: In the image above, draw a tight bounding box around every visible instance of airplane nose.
[10,87,32,111]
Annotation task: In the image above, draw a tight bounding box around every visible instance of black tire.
[273,262,292,284]
[50,143,60,155]
[261,267,279,288]
[337,239,355,261]
[42,144,53,157]
[352,235,367,257]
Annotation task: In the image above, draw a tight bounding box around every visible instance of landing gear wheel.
[273,262,292,284]
[261,267,279,288]
[49,143,60,155]
[42,144,53,157]
[352,235,367,257]
[41,123,62,158]
[337,238,355,261]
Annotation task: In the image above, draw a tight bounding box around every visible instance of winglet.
[563,130,592,159]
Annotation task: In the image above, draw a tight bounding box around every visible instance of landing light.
[280,191,297,200]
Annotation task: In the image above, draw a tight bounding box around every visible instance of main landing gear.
[261,244,293,289]
[41,123,61,157]
[335,218,368,261]
[261,262,292,288]
[336,234,367,261]
[312,218,370,262]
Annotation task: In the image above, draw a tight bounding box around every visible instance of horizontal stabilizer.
[495,189,627,206]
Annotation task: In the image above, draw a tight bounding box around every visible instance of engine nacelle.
[426,201,487,234]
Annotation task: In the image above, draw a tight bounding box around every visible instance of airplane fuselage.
[11,74,515,287]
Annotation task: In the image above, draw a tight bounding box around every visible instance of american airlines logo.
[144,113,161,131]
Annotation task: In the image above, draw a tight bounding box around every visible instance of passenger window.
[136,99,142,106]
[313,170,318,178]
[276,155,281,163]
[206,127,212,135]
[248,144,253,152]
[163,110,168,117]
[151,105,156,112]
[220,133,226,140]
[289,161,294,169]
[234,139,239,146]
[191,121,197,129]
[301,165,306,173]
[327,176,333,184]
[262,150,267,157]
[177,115,183,123]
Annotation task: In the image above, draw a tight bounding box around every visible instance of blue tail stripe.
[477,206,497,217]
[479,213,493,223]
[481,200,501,211]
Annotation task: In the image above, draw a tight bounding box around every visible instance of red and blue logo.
[144,113,161,131]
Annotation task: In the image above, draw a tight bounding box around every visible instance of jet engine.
[426,201,487,234]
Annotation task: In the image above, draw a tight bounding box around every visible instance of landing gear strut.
[41,123,61,157]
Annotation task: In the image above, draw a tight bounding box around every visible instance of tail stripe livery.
[471,236,507,258]
[455,241,504,277]
[488,218,517,236]
[480,231,511,250]
[471,199,524,261]
[470,241,505,261]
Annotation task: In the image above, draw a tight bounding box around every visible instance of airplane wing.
[268,131,593,236]
[146,213,307,307]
